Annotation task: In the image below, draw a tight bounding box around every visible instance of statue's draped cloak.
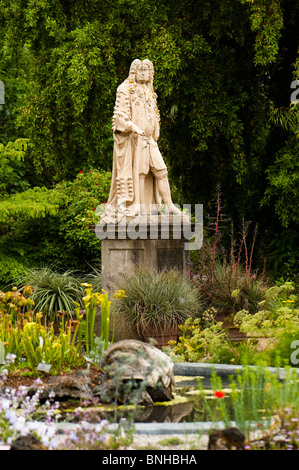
[104,79,167,222]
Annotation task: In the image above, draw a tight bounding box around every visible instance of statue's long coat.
[106,78,167,218]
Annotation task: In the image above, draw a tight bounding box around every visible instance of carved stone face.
[136,63,150,84]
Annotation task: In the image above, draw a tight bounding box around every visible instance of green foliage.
[198,259,268,314]
[199,365,299,438]
[0,0,298,283]
[0,254,28,291]
[0,286,85,373]
[0,168,110,283]
[233,282,299,337]
[232,282,299,367]
[239,0,283,66]
[263,229,299,281]
[261,52,299,228]
[192,193,268,314]
[116,268,202,335]
[80,284,125,355]
[18,267,85,322]
[0,139,30,196]
[0,184,68,286]
[166,308,235,363]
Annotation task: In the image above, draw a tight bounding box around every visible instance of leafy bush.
[0,254,28,291]
[116,268,203,336]
[0,139,30,197]
[198,259,268,314]
[0,168,111,284]
[232,282,299,367]
[166,308,235,363]
[191,191,268,314]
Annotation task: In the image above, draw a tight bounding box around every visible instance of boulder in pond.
[94,340,175,405]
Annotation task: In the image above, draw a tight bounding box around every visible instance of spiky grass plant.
[18,267,85,322]
[81,267,102,293]
[116,268,203,336]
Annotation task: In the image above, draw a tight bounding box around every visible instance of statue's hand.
[131,123,145,136]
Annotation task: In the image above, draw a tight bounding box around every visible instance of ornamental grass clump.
[18,267,85,322]
[192,188,268,315]
[116,268,203,337]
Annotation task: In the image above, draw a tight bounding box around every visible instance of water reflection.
[59,375,235,424]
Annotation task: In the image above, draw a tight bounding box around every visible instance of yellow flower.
[264,382,272,393]
[94,292,105,305]
[81,283,92,288]
[114,289,126,299]
[231,289,240,298]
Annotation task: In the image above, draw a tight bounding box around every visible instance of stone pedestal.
[92,215,194,341]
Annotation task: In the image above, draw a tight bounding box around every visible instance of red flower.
[95,183,98,185]
[79,170,83,173]
[214,390,225,398]
[103,201,106,204]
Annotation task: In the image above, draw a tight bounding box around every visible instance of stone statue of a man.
[102,59,180,222]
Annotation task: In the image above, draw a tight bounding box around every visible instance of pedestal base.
[93,216,192,342]
[102,237,187,295]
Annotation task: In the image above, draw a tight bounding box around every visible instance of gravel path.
[125,432,209,450]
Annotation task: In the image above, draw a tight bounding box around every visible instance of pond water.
[57,371,277,427]
[59,375,235,425]
[129,375,234,424]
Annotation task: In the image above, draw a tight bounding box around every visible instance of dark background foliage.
[0,0,298,284]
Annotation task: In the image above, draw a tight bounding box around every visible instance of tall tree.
[0,0,298,274]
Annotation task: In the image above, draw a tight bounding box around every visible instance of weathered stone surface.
[101,59,184,223]
[10,434,48,451]
[8,341,175,407]
[96,339,175,405]
[208,427,246,450]
[28,371,94,402]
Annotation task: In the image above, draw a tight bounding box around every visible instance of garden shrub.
[199,365,299,440]
[166,308,236,363]
[0,168,111,283]
[53,168,111,269]
[116,268,203,336]
[232,282,299,366]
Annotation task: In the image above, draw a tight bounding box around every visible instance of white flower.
[1,399,11,410]
[81,420,91,431]
[14,416,26,433]
[4,409,17,425]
